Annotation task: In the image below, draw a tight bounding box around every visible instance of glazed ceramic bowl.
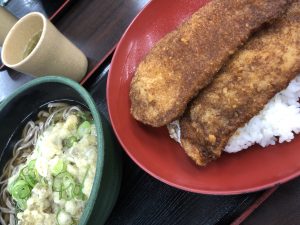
[0,76,122,225]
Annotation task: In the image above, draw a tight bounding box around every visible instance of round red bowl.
[107,0,300,194]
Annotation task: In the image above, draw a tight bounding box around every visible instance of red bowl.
[107,0,300,194]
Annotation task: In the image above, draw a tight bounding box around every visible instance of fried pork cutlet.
[179,1,300,166]
[130,0,290,127]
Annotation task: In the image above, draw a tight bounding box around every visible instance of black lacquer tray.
[0,1,298,224]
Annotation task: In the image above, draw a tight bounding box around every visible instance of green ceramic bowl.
[0,76,122,225]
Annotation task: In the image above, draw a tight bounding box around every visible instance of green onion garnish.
[72,184,82,197]
[53,172,75,192]
[16,199,27,211]
[61,184,74,201]
[77,121,91,137]
[52,160,67,176]
[11,180,31,200]
[27,160,36,169]
[72,184,85,200]
[62,136,78,148]
[53,170,88,201]
[20,161,40,188]
[8,160,41,210]
[56,210,62,225]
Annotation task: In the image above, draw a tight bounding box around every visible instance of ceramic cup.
[0,6,17,46]
[1,12,88,81]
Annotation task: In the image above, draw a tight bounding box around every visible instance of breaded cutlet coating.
[130,0,290,127]
[180,1,300,166]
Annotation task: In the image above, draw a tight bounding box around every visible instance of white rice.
[168,74,300,153]
[168,120,181,143]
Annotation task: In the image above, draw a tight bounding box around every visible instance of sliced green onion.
[77,121,91,137]
[27,160,36,170]
[40,177,48,187]
[63,136,78,148]
[72,184,86,200]
[16,199,27,211]
[61,184,74,200]
[11,180,31,200]
[53,172,75,192]
[59,183,63,200]
[81,166,90,184]
[72,184,81,197]
[56,210,62,225]
[52,170,89,201]
[73,166,90,201]
[62,173,75,190]
[20,166,39,188]
[8,160,41,211]
[52,160,67,176]
[53,176,63,192]
[25,173,36,188]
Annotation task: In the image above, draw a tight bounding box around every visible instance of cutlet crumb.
[180,1,300,166]
[208,134,216,144]
[130,0,290,127]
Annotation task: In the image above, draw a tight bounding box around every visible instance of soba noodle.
[0,103,85,225]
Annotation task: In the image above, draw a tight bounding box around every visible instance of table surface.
[1,1,299,225]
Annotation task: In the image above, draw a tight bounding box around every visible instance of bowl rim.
[0,76,104,225]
